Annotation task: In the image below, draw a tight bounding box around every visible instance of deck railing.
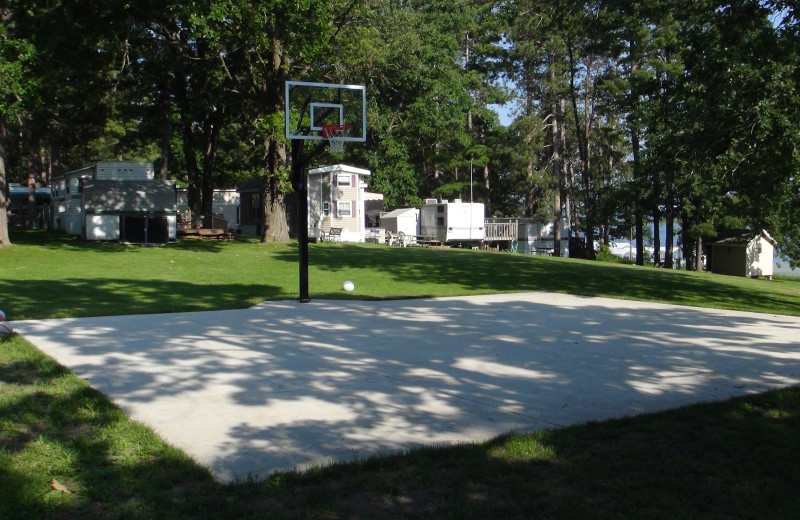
[484,220,518,241]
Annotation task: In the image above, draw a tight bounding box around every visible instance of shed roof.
[711,230,776,247]
[382,208,418,219]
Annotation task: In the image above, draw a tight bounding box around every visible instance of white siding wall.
[95,162,155,181]
[86,215,121,240]
[747,237,774,278]
[307,166,371,242]
[211,190,240,226]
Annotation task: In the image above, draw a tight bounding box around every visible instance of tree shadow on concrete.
[12,294,800,483]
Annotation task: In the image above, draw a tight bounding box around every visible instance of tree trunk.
[696,236,703,272]
[567,162,576,235]
[551,86,562,257]
[652,210,661,266]
[259,37,290,243]
[665,215,674,268]
[159,93,170,181]
[629,40,645,267]
[0,121,11,246]
[180,114,202,226]
[632,122,644,266]
[567,39,594,259]
[200,109,220,228]
[561,99,572,238]
[260,136,290,243]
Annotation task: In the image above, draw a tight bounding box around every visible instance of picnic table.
[385,232,443,247]
[415,235,443,247]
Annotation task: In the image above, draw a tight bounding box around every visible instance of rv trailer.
[419,199,485,245]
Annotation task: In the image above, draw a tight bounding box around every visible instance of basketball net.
[321,124,352,154]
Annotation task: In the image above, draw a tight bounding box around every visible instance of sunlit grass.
[2,228,799,320]
[2,228,800,518]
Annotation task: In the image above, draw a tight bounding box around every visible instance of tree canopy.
[1,0,798,268]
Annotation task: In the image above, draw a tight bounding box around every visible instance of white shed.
[710,230,776,279]
[381,208,419,236]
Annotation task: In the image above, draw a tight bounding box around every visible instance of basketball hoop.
[321,124,352,154]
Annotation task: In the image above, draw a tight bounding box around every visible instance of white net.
[322,125,352,154]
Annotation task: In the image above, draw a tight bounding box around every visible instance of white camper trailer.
[419,200,485,245]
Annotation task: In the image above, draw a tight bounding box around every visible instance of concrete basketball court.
[10,292,800,482]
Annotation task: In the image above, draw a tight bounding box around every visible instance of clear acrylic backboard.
[285,81,367,143]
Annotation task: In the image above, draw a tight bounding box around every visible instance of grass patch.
[2,228,799,320]
[2,228,800,518]
[3,333,800,519]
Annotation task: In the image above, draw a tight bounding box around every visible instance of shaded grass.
[2,228,799,320]
[2,332,799,519]
[3,228,800,518]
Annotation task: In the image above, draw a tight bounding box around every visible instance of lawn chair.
[325,227,343,243]
[308,228,324,243]
[398,231,411,247]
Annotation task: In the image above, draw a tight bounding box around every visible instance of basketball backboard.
[285,81,367,142]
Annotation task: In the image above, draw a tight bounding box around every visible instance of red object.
[321,124,352,138]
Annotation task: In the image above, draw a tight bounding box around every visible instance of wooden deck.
[179,228,235,241]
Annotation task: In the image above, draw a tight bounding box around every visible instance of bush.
[596,244,634,264]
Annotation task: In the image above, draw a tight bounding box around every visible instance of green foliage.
[1,0,798,266]
[596,244,634,264]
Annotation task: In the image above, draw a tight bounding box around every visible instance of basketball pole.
[292,140,311,303]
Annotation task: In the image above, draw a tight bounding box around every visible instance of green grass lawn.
[2,228,800,519]
[2,228,800,320]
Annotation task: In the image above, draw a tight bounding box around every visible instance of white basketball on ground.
[343,281,355,292]
[0,322,13,339]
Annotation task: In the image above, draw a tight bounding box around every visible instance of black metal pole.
[292,141,310,302]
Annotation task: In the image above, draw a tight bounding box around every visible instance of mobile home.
[307,164,374,242]
[50,161,177,244]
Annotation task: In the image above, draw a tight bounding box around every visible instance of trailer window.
[337,201,352,218]
[323,202,330,217]
[437,217,445,226]
[336,174,352,187]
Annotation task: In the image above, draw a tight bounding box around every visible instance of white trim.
[308,164,371,177]
[310,103,344,131]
